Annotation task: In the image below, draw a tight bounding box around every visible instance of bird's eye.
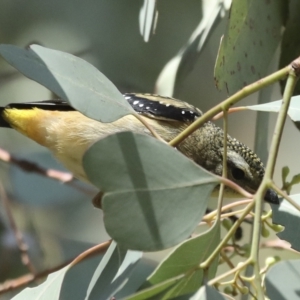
[231,167,245,180]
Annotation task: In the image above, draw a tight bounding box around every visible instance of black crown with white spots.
[124,93,202,122]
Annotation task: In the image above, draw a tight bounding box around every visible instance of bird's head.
[192,122,278,204]
[223,138,265,195]
[215,139,278,204]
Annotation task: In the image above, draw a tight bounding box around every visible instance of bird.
[0,93,278,204]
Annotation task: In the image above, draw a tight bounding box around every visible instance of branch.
[249,58,300,298]
[0,183,36,274]
[0,147,95,195]
[0,240,112,295]
[168,65,290,147]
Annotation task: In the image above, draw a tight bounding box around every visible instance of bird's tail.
[0,107,11,128]
[0,100,74,129]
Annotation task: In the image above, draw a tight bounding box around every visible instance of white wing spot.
[159,101,164,104]
[146,106,150,109]
[139,104,144,107]
[166,104,170,107]
[182,111,185,114]
[125,96,131,100]
[133,100,139,105]
[190,111,193,114]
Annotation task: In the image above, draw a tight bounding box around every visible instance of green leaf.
[145,222,220,298]
[190,285,226,300]
[139,0,158,42]
[125,275,184,300]
[271,195,300,251]
[114,258,156,299]
[214,0,285,95]
[11,242,142,300]
[279,0,300,95]
[85,241,142,300]
[0,44,134,122]
[83,132,219,251]
[12,265,71,300]
[266,260,300,299]
[246,96,300,124]
[156,0,230,96]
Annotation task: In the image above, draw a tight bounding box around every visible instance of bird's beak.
[264,189,279,204]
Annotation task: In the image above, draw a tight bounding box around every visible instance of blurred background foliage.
[0,1,300,299]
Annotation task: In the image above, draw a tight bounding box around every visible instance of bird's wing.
[4,99,75,111]
[0,94,203,128]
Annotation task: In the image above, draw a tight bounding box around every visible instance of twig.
[0,183,36,274]
[203,199,252,222]
[201,201,255,270]
[271,183,300,211]
[0,147,95,195]
[0,259,72,295]
[69,240,112,266]
[260,238,299,253]
[218,177,254,199]
[168,65,290,147]
[132,113,166,143]
[220,250,255,298]
[212,107,247,121]
[249,59,299,298]
[0,239,112,295]
[216,109,229,219]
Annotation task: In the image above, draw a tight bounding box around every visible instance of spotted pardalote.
[0,93,278,204]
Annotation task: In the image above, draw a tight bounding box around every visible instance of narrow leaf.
[156,0,230,96]
[139,0,158,42]
[246,96,300,123]
[125,275,184,300]
[0,44,134,122]
[12,265,70,300]
[85,241,142,300]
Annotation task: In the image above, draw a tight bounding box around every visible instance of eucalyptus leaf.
[139,0,158,42]
[214,0,285,95]
[265,259,300,299]
[85,241,142,300]
[189,285,226,300]
[279,0,300,95]
[12,265,70,300]
[0,44,134,122]
[271,195,300,251]
[83,132,219,251]
[246,96,300,124]
[145,222,220,298]
[156,0,230,96]
[125,275,184,300]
